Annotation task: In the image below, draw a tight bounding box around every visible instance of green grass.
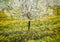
[0,15,60,42]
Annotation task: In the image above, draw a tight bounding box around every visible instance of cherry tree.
[0,0,60,30]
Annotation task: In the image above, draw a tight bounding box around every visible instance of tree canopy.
[0,0,60,20]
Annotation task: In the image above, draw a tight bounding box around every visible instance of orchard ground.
[0,15,60,42]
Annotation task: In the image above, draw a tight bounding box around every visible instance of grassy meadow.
[0,15,60,42]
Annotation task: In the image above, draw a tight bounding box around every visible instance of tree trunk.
[28,20,31,31]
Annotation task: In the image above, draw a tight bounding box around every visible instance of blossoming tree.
[0,0,60,30]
